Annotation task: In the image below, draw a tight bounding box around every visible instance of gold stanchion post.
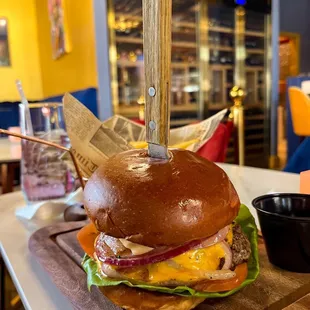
[137,95,145,121]
[230,86,246,166]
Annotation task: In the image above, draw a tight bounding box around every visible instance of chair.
[1,162,20,194]
[288,87,310,137]
[284,137,310,173]
[131,118,146,126]
[196,122,233,163]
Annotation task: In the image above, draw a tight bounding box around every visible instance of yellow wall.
[0,0,43,101]
[36,0,97,98]
[0,0,97,101]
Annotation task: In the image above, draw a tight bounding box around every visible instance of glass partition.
[108,0,271,167]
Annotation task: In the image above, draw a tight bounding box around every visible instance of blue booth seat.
[0,88,98,136]
[284,137,310,174]
[0,102,20,136]
[44,88,98,118]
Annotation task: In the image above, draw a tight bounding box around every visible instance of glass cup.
[19,103,76,204]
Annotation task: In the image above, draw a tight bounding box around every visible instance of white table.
[0,138,21,163]
[0,138,21,194]
[0,164,300,310]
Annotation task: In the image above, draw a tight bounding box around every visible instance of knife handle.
[143,0,172,146]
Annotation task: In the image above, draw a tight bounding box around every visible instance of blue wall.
[280,1,310,161]
[280,0,310,74]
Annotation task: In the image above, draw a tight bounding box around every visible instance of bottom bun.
[100,285,205,310]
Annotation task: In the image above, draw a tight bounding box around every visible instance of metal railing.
[229,86,246,166]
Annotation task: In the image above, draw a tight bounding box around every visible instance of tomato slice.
[77,222,99,258]
[194,263,248,292]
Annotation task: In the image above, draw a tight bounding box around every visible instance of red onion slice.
[97,238,203,267]
[194,226,230,250]
[221,241,233,270]
[96,225,230,267]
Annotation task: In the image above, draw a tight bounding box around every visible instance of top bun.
[83,149,240,247]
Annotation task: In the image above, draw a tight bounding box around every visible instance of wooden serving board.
[29,222,310,310]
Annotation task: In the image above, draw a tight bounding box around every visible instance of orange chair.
[288,87,310,136]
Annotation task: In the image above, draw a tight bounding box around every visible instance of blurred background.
[1,0,310,308]
[0,0,307,171]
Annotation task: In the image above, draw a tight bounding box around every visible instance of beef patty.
[231,224,251,268]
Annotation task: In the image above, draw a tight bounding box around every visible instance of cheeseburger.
[78,149,258,310]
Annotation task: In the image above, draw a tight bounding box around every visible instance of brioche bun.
[84,149,240,247]
[100,285,205,310]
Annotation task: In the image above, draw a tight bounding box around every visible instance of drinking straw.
[15,80,34,136]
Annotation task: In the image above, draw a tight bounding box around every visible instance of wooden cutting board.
[29,222,310,310]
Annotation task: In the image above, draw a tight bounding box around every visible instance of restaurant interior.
[0,0,310,309]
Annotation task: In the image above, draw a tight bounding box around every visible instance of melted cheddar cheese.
[122,243,226,284]
[147,243,226,283]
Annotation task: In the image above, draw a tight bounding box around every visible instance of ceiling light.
[0,19,7,27]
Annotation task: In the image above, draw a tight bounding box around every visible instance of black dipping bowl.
[252,193,310,273]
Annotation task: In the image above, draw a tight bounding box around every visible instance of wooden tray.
[29,222,310,310]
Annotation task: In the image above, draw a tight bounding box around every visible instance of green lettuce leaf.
[82,204,259,298]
